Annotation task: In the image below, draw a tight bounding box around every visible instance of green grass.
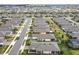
[70,50,79,55]
[0,45,9,54]
[47,17,79,55]
[4,35,15,41]
[19,49,28,55]
[44,17,79,55]
[26,39,31,46]
[6,45,12,53]
[45,17,69,41]
[58,43,72,55]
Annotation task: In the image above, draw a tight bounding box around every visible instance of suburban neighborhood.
[0,4,79,55]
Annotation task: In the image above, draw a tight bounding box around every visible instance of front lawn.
[26,39,31,46]
[19,49,28,55]
[0,45,9,54]
[4,35,15,41]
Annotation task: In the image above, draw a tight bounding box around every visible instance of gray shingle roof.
[32,34,55,40]
[29,42,60,51]
[33,18,51,32]
[33,28,51,32]
[53,17,79,38]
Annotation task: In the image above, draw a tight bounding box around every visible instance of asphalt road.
[66,17,79,26]
[9,18,32,55]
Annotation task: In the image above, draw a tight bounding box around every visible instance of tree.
[0,22,2,26]
[1,19,8,24]
[4,35,11,39]
[12,27,18,34]
[26,39,31,46]
[76,20,79,22]
[4,35,13,41]
[21,49,28,55]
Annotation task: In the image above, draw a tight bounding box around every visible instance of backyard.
[44,16,79,55]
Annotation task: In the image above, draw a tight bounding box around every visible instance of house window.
[51,39,54,41]
[52,51,54,54]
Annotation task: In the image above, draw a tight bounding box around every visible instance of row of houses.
[0,14,25,46]
[0,5,26,13]
[53,17,79,48]
[27,17,60,55]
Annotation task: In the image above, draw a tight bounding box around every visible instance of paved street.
[9,18,32,55]
[65,17,79,26]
